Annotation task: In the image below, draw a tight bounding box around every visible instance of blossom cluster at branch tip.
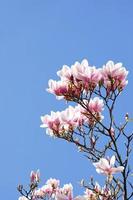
[93,155,124,176]
[40,97,104,137]
[47,59,128,100]
[18,172,113,200]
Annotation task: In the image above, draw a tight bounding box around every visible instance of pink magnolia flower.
[30,169,40,183]
[33,188,46,199]
[61,183,73,196]
[41,109,76,137]
[77,97,104,115]
[41,111,62,136]
[41,184,53,195]
[102,61,129,91]
[71,59,102,91]
[57,65,72,81]
[71,59,89,80]
[56,183,73,200]
[93,155,124,176]
[33,184,54,199]
[46,178,60,190]
[77,97,104,126]
[84,188,97,200]
[47,79,81,100]
[88,97,104,113]
[47,79,68,99]
[60,106,84,130]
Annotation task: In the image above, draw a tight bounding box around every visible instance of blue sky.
[0,0,133,199]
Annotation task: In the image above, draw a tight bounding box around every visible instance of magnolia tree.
[18,59,133,200]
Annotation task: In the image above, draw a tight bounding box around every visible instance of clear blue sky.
[0,0,133,199]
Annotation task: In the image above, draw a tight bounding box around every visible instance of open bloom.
[93,155,124,176]
[55,183,73,200]
[60,106,84,129]
[84,188,97,200]
[35,178,60,198]
[78,97,104,126]
[61,183,73,196]
[41,111,62,136]
[46,178,60,190]
[47,79,68,99]
[47,79,81,100]
[34,184,53,199]
[33,188,46,199]
[102,61,128,91]
[57,65,72,81]
[87,97,104,113]
[41,184,53,195]
[71,59,102,91]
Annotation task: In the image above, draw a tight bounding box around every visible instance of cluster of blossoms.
[47,59,128,100]
[41,59,128,138]
[18,171,73,200]
[33,179,73,200]
[18,59,131,200]
[18,155,124,200]
[41,97,104,137]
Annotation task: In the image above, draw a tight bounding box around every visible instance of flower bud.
[30,169,40,183]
